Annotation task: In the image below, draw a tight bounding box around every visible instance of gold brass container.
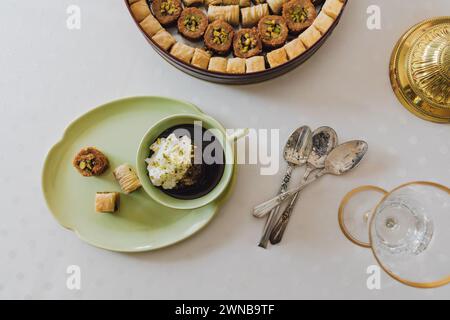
[390,17,450,123]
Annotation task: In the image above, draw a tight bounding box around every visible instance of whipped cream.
[145,133,193,189]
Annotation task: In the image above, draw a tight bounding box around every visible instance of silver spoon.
[253,140,368,217]
[257,126,313,249]
[270,127,338,244]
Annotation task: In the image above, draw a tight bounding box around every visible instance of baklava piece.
[207,5,240,26]
[266,47,288,67]
[282,0,317,34]
[152,29,176,51]
[284,37,306,60]
[208,57,228,72]
[241,4,269,27]
[298,25,321,48]
[170,42,196,63]
[183,0,204,6]
[227,57,246,73]
[130,0,151,22]
[178,8,209,41]
[206,0,251,6]
[322,0,344,19]
[245,56,266,73]
[140,14,163,37]
[312,10,335,35]
[113,164,142,194]
[258,15,289,48]
[233,28,262,58]
[73,147,109,177]
[204,20,235,55]
[266,0,286,14]
[191,48,211,69]
[95,192,120,213]
[151,0,183,26]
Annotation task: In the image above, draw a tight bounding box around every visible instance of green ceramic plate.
[42,97,236,252]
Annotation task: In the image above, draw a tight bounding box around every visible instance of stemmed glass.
[339,181,450,288]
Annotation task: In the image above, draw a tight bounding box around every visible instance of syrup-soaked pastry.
[206,0,251,7]
[130,0,151,22]
[139,13,163,37]
[207,5,240,26]
[233,28,262,58]
[282,0,317,34]
[258,15,288,48]
[312,10,335,34]
[170,42,196,63]
[191,48,211,69]
[151,0,183,26]
[252,0,267,4]
[245,56,266,73]
[204,19,235,55]
[152,29,176,50]
[177,8,209,41]
[241,4,270,27]
[183,0,204,6]
[95,192,120,213]
[298,25,321,48]
[266,0,287,14]
[208,56,228,72]
[227,57,246,73]
[283,37,306,59]
[322,0,344,19]
[266,46,288,67]
[113,164,142,194]
[73,147,109,177]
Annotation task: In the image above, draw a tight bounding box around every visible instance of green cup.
[137,113,245,210]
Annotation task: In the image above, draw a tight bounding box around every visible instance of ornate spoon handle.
[253,188,298,218]
[257,165,293,248]
[270,167,315,244]
[253,170,324,217]
[269,202,295,244]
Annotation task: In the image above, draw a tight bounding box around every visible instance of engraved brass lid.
[390,17,450,123]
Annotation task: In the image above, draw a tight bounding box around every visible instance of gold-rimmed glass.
[339,181,450,288]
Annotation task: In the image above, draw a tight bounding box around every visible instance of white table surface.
[1,0,449,300]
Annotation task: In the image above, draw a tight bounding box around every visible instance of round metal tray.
[125,0,348,84]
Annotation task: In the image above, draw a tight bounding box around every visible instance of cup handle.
[226,128,249,143]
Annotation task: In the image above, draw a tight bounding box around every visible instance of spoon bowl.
[284,126,313,166]
[324,140,368,176]
[308,127,338,170]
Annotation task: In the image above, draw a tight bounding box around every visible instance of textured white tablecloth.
[0,0,449,299]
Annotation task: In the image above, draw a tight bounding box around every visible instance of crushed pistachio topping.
[264,19,282,38]
[79,154,95,171]
[290,6,308,23]
[160,0,177,16]
[212,27,229,44]
[239,32,258,53]
[183,15,200,32]
[145,133,193,190]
